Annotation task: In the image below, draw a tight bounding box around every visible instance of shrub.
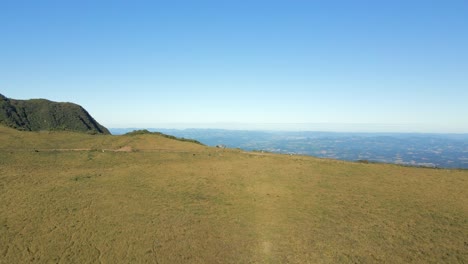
[124,130,204,145]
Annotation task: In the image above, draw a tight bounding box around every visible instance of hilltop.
[0,94,109,134]
[1,125,467,263]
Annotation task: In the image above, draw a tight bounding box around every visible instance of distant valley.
[112,128,468,169]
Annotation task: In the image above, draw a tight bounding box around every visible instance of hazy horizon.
[107,123,468,134]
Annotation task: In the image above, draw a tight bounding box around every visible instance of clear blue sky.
[1,0,467,132]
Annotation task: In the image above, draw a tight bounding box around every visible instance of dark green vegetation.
[0,94,109,134]
[1,125,467,263]
[125,129,204,145]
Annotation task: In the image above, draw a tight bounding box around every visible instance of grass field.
[1,126,467,263]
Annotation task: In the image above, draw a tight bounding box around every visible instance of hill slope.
[0,126,467,263]
[0,94,109,134]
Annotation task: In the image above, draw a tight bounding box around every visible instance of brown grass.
[0,126,467,263]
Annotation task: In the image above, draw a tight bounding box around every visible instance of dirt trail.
[0,147,205,154]
[250,167,291,263]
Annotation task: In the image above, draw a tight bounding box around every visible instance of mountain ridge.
[0,93,109,134]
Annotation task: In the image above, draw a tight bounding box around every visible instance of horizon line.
[105,123,468,134]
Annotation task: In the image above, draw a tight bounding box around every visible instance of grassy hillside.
[1,125,467,263]
[0,94,109,134]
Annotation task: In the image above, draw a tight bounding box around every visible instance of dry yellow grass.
[1,126,467,263]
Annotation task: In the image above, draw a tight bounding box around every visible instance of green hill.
[1,125,467,263]
[0,94,109,134]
